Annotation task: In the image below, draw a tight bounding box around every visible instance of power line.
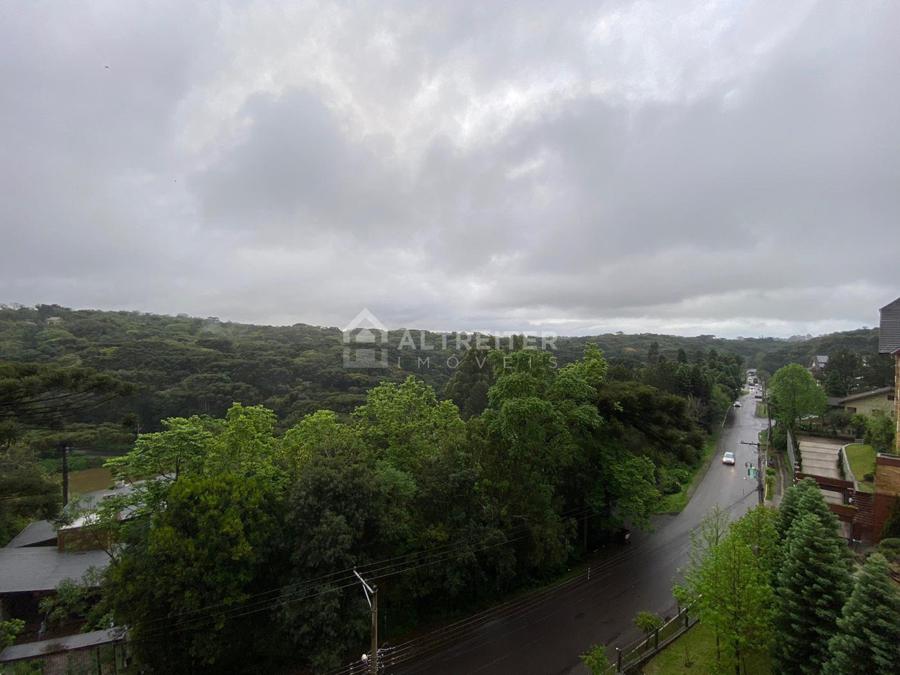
[353,488,760,673]
[128,502,600,635]
[126,504,601,642]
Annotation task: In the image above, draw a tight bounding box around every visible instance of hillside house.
[827,386,895,416]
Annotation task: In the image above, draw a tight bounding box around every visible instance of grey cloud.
[0,1,897,337]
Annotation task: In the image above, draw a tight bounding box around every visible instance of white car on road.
[722,451,736,465]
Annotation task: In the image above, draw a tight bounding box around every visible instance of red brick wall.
[872,453,900,541]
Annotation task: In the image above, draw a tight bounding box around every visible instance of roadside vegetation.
[643,621,770,674]
[641,479,900,674]
[657,435,719,514]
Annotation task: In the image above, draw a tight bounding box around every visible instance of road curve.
[393,390,767,675]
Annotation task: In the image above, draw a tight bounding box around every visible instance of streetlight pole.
[354,569,378,675]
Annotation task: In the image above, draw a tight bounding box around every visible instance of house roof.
[832,386,894,405]
[4,520,56,548]
[0,548,109,594]
[0,627,124,663]
[879,297,900,354]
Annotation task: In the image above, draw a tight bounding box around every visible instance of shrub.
[635,610,664,635]
[580,644,609,674]
[877,538,900,561]
[658,473,681,495]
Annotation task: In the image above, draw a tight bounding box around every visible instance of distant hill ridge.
[0,304,884,432]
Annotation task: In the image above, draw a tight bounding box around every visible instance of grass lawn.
[643,621,771,674]
[658,435,718,514]
[755,401,767,418]
[67,467,114,495]
[845,444,876,493]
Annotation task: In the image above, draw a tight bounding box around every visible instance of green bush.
[635,610,665,635]
[877,538,900,561]
[580,644,609,675]
[657,470,682,495]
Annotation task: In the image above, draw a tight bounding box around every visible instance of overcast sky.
[1,1,898,338]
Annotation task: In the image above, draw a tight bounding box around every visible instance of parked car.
[733,401,742,407]
[722,451,736,465]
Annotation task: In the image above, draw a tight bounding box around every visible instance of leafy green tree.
[108,473,284,674]
[353,376,466,472]
[729,505,780,581]
[768,364,827,435]
[580,643,609,674]
[864,410,895,453]
[681,506,776,673]
[206,403,281,480]
[675,506,731,660]
[280,448,413,672]
[0,448,60,545]
[105,415,212,483]
[823,553,900,675]
[775,512,851,673]
[849,413,869,438]
[39,569,111,632]
[0,619,24,649]
[443,347,495,419]
[281,409,362,473]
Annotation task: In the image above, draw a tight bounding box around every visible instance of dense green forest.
[0,304,890,437]
[20,347,734,672]
[0,303,894,671]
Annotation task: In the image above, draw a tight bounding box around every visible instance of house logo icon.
[342,308,389,369]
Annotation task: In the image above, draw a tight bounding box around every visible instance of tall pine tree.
[776,478,820,540]
[823,553,900,675]
[775,512,851,673]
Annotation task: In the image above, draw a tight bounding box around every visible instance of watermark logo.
[341,308,558,370]
[342,308,389,369]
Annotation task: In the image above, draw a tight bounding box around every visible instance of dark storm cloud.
[0,1,897,336]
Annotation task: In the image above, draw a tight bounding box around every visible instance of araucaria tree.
[775,511,851,673]
[823,553,900,675]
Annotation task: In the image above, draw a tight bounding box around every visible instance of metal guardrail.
[591,602,699,674]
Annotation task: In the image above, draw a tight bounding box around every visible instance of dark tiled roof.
[834,386,894,404]
[879,297,900,353]
[0,548,109,594]
[5,520,57,548]
[0,627,124,663]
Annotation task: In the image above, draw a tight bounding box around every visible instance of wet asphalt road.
[394,391,767,675]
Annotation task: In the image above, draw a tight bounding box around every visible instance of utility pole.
[354,569,378,675]
[59,440,70,506]
[740,440,765,505]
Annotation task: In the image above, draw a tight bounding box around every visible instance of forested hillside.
[1,303,892,669]
[0,304,888,437]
